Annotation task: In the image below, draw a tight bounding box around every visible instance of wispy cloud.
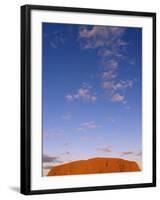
[125,106,131,110]
[44,30,65,49]
[64,142,71,146]
[120,151,134,157]
[77,121,101,131]
[43,129,64,139]
[66,85,97,103]
[62,151,70,155]
[119,150,142,158]
[96,147,112,153]
[96,136,104,140]
[106,117,115,123]
[43,154,60,163]
[136,151,142,157]
[43,164,53,170]
[80,136,90,141]
[62,112,72,120]
[50,41,57,48]
[43,160,64,171]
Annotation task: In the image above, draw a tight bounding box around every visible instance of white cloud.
[102,80,133,91]
[79,26,125,49]
[102,78,134,103]
[100,57,133,103]
[98,49,114,57]
[78,25,135,104]
[91,96,97,102]
[114,80,133,90]
[102,70,117,79]
[78,88,88,97]
[78,121,101,131]
[111,93,125,102]
[66,85,97,103]
[101,59,119,70]
[65,94,74,102]
[102,80,114,89]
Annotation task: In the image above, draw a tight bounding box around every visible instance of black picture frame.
[21,4,156,195]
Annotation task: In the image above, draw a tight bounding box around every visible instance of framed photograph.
[21,4,156,195]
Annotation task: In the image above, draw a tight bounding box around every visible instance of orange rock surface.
[47,157,140,176]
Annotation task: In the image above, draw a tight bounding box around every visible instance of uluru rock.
[47,157,140,176]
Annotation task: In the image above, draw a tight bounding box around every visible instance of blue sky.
[42,23,142,172]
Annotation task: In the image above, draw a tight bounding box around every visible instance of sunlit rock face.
[47,157,140,176]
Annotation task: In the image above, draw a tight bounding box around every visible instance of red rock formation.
[47,157,140,176]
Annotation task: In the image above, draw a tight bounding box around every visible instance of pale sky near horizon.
[42,22,142,173]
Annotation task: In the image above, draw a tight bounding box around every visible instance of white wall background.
[0,0,159,199]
